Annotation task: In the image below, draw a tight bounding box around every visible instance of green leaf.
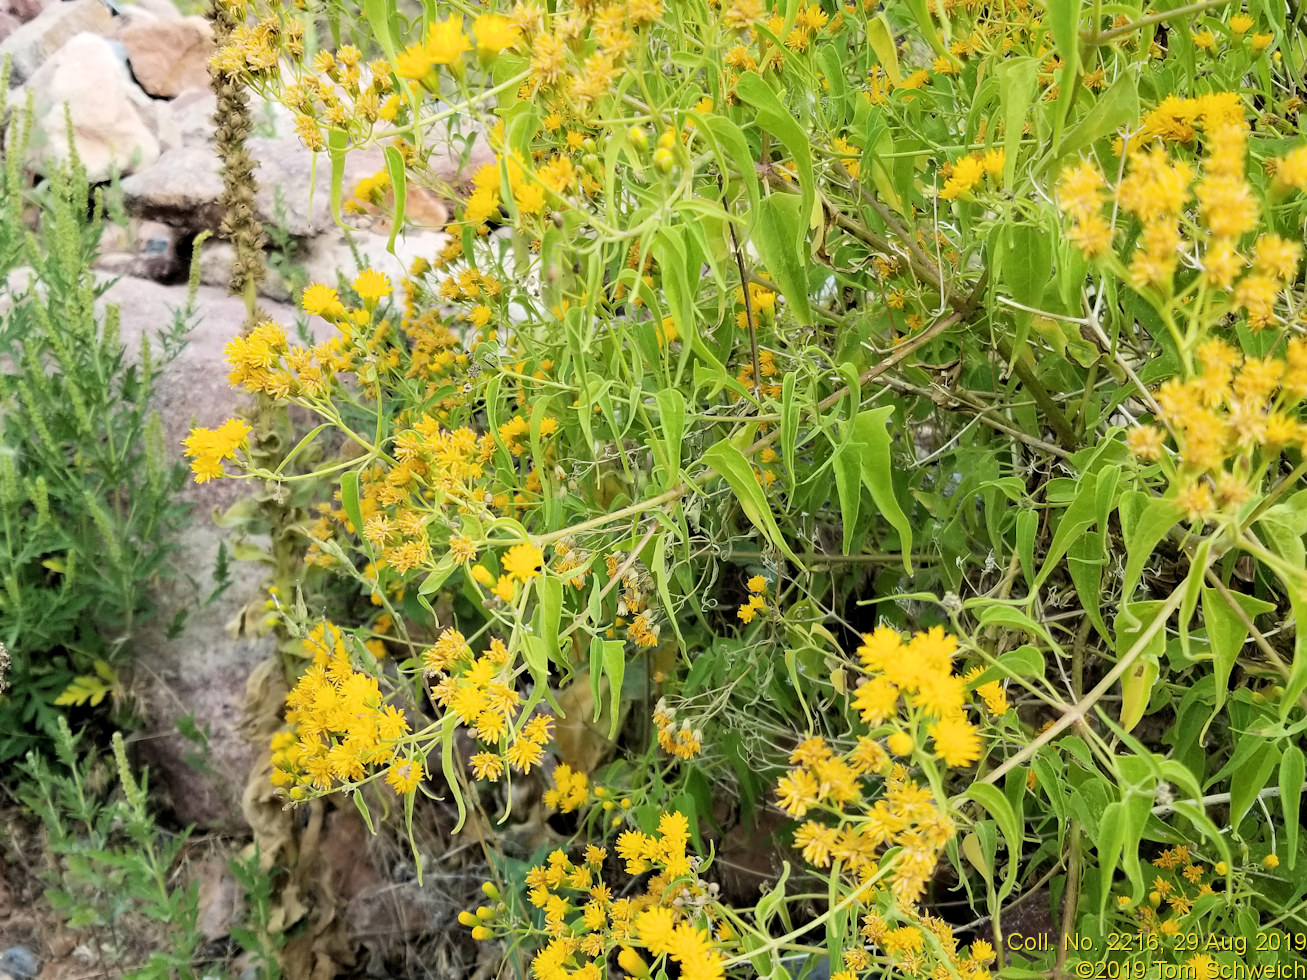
[341,469,364,539]
[382,144,407,254]
[362,0,399,60]
[736,71,814,241]
[1115,599,1166,731]
[832,439,865,555]
[1280,744,1304,869]
[966,783,1022,899]
[702,438,799,563]
[656,387,686,489]
[1045,0,1080,87]
[1200,586,1276,710]
[782,371,799,485]
[996,58,1039,186]
[751,193,813,327]
[851,408,912,573]
[1118,492,1183,602]
[274,422,332,475]
[1096,799,1126,924]
[866,15,902,85]
[600,638,625,739]
[418,555,457,595]
[327,127,349,228]
[1045,73,1139,174]
[1229,740,1280,832]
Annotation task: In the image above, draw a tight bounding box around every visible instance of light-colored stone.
[120,143,224,228]
[0,0,115,85]
[123,139,389,237]
[129,0,182,19]
[172,86,215,142]
[197,238,293,302]
[121,15,212,97]
[22,32,159,182]
[0,10,19,43]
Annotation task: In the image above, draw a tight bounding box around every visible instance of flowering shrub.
[193,0,1307,974]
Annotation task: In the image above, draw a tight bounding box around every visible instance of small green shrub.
[0,102,192,762]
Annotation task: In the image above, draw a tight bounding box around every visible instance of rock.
[197,238,292,302]
[122,130,467,238]
[88,274,311,829]
[197,227,448,306]
[0,0,115,86]
[172,87,216,142]
[121,15,213,97]
[22,32,160,183]
[94,218,182,281]
[129,0,182,19]
[0,947,38,980]
[0,10,19,43]
[196,856,242,941]
[120,144,225,229]
[2,0,50,25]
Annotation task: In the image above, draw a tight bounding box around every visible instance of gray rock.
[21,31,160,182]
[94,274,311,829]
[94,218,182,281]
[0,947,38,980]
[122,138,391,237]
[197,238,292,302]
[120,144,225,230]
[0,0,115,86]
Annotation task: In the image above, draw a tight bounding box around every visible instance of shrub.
[199,0,1307,976]
[0,100,193,762]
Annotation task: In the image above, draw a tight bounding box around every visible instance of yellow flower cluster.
[737,574,769,623]
[853,626,983,768]
[473,812,726,980]
[421,629,553,779]
[1059,94,1298,327]
[543,762,592,812]
[1128,338,1307,520]
[395,16,471,86]
[859,908,995,980]
[182,418,252,483]
[939,149,1003,199]
[652,698,702,759]
[780,735,955,904]
[461,153,578,229]
[272,622,415,796]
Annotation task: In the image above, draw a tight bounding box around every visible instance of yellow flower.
[940,154,986,199]
[473,13,519,58]
[385,755,424,793]
[470,751,504,781]
[930,715,981,767]
[887,730,914,755]
[426,16,471,65]
[302,282,346,318]
[503,542,544,581]
[1229,13,1253,34]
[975,680,1009,716]
[747,574,767,593]
[353,268,390,307]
